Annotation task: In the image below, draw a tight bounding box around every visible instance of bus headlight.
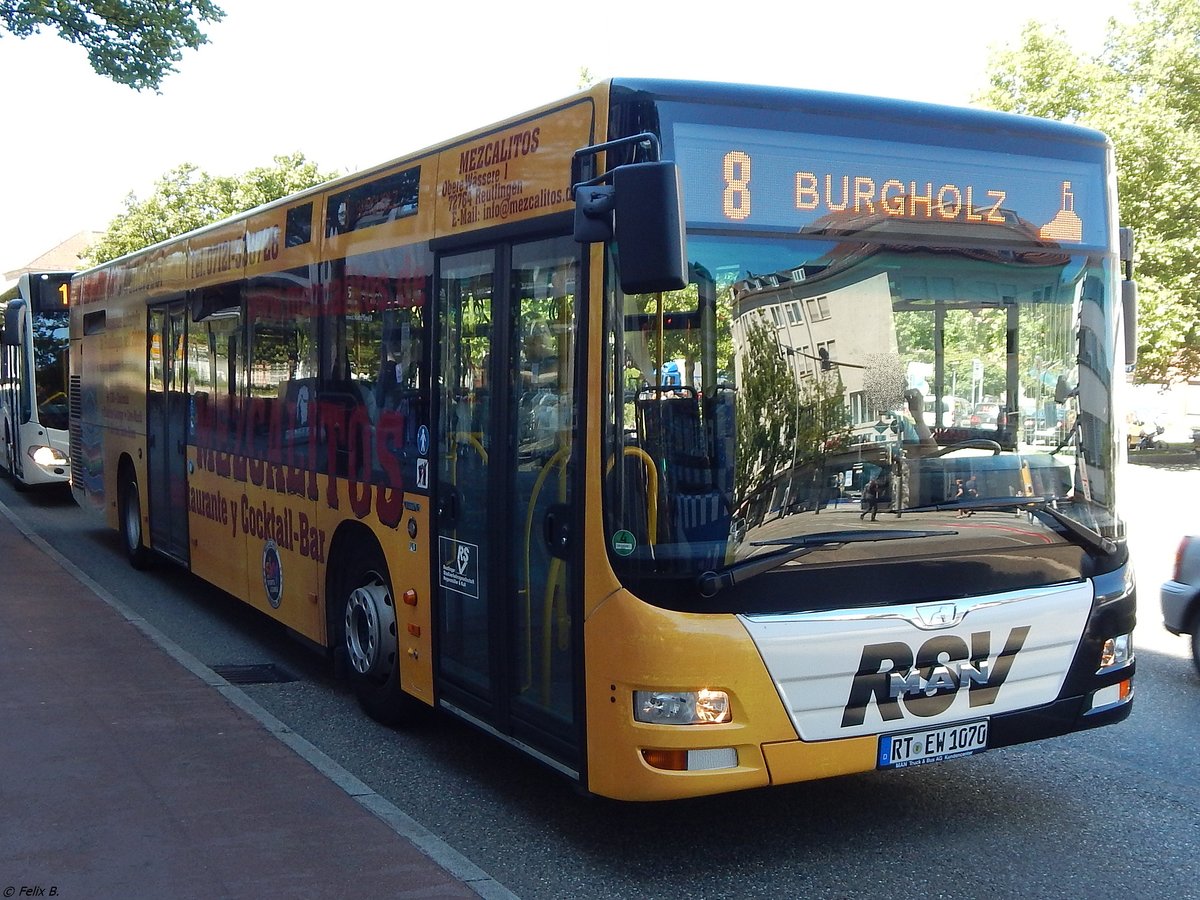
[634,689,731,725]
[1098,632,1133,671]
[29,445,68,467]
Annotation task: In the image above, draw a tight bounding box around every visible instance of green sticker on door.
[612,530,637,556]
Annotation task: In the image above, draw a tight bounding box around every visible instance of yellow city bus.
[70,79,1139,801]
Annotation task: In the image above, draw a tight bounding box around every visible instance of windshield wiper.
[696,529,954,598]
[904,496,1117,556]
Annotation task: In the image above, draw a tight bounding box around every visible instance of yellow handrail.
[604,446,659,545]
[522,446,571,697]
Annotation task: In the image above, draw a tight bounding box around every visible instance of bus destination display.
[673,123,1107,247]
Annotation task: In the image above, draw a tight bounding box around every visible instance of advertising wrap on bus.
[431,101,592,235]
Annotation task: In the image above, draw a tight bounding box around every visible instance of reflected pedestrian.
[860,476,881,521]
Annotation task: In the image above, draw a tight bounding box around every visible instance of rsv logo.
[840,626,1030,727]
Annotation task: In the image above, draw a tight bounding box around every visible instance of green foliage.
[733,316,850,505]
[1,0,224,91]
[86,153,340,264]
[977,0,1200,382]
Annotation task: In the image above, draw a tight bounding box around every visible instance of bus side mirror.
[1122,278,1138,368]
[1120,226,1138,368]
[612,162,688,294]
[574,160,688,295]
[3,301,24,346]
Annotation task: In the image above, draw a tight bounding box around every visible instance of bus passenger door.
[147,302,190,562]
[434,238,581,770]
[1,302,26,477]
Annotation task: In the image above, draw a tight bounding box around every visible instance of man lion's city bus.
[69,80,1138,801]
[1,270,72,487]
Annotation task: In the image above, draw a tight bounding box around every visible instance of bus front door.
[434,238,582,772]
[147,302,190,562]
[1,301,28,479]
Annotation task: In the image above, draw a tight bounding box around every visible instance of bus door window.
[510,236,578,729]
[435,248,494,699]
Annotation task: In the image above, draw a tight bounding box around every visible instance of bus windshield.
[603,232,1121,604]
[32,310,69,431]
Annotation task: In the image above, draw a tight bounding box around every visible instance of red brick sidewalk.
[0,505,493,899]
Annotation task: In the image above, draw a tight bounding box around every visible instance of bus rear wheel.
[337,544,415,725]
[119,470,151,570]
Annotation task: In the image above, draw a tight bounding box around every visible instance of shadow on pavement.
[1128,451,1200,472]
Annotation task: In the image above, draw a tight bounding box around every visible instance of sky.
[0,0,1136,277]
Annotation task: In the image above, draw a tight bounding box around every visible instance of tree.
[1,0,224,91]
[86,152,340,263]
[977,0,1200,382]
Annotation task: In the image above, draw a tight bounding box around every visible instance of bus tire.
[336,542,416,726]
[119,468,151,570]
[7,446,27,490]
[2,424,22,488]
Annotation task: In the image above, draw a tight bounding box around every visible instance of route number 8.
[723,151,751,221]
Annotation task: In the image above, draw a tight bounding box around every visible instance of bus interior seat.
[636,387,730,550]
[636,387,713,493]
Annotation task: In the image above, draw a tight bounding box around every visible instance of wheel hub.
[344,577,395,677]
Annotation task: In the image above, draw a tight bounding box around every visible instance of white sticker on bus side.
[439,537,480,598]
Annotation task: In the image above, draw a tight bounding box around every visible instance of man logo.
[916,603,960,629]
[457,543,471,575]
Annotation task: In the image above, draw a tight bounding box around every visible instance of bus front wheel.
[119,471,151,570]
[336,544,415,725]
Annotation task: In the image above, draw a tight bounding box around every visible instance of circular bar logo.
[262,540,284,608]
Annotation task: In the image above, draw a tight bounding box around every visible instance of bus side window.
[190,312,241,452]
[248,279,316,462]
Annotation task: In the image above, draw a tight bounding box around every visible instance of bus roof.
[76,78,1111,277]
[609,78,1112,150]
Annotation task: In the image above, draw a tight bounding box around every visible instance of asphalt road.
[3,458,1198,899]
